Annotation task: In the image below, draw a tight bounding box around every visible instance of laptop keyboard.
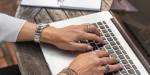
[81,21,141,75]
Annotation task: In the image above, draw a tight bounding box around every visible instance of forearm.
[17,22,36,41]
[16,22,56,43]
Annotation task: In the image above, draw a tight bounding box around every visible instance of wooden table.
[14,0,150,75]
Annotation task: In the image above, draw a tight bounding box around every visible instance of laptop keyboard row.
[81,21,141,75]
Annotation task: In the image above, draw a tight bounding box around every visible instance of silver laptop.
[41,11,149,75]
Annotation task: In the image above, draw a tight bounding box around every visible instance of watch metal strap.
[34,23,49,43]
[58,68,78,75]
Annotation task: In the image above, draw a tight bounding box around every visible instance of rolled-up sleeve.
[0,13,26,42]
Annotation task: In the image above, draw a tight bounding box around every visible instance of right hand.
[69,50,123,75]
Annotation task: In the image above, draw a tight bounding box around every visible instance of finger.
[69,42,93,51]
[101,64,123,73]
[79,33,103,43]
[88,25,100,36]
[81,24,100,36]
[92,50,109,58]
[99,57,119,65]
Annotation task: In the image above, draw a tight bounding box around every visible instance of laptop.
[41,11,149,75]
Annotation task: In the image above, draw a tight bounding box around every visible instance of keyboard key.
[128,60,134,64]
[110,33,114,36]
[116,41,120,45]
[120,68,127,74]
[104,33,110,37]
[135,70,140,75]
[113,37,118,41]
[119,46,124,50]
[99,26,105,29]
[112,46,119,50]
[96,43,104,47]
[110,41,116,46]
[103,21,106,24]
[115,50,122,55]
[127,69,135,74]
[124,64,132,69]
[105,45,111,49]
[105,25,109,28]
[132,65,137,69]
[80,40,88,43]
[88,40,94,43]
[114,72,121,75]
[121,59,128,64]
[97,22,102,25]
[102,29,108,33]
[118,55,125,59]
[125,55,130,59]
[93,47,98,50]
[107,37,113,41]
[122,50,127,54]
[108,29,112,32]
[107,49,114,54]
[90,43,96,47]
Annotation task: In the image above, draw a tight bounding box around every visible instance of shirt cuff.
[0,13,26,42]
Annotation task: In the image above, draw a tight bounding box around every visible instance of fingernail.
[87,45,93,50]
[116,58,120,63]
[109,54,117,58]
[120,64,124,68]
[102,41,106,45]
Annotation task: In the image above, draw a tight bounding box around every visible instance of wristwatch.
[58,68,77,75]
[34,23,49,43]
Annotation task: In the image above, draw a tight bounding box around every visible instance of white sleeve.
[0,13,26,42]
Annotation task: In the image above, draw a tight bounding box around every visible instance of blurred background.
[0,0,19,69]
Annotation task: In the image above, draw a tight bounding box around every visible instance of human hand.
[41,24,104,51]
[68,50,123,75]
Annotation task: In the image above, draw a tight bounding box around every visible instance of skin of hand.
[68,50,123,75]
[41,24,103,51]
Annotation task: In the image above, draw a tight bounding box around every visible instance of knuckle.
[91,25,97,29]
[109,66,114,72]
[98,50,107,53]
[98,59,105,65]
[82,45,89,50]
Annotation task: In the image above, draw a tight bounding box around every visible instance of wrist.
[58,68,78,75]
[34,24,49,43]
[40,26,57,44]
[58,73,67,75]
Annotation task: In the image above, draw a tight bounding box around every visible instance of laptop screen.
[122,0,150,57]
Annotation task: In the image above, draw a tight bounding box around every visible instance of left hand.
[41,24,103,51]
